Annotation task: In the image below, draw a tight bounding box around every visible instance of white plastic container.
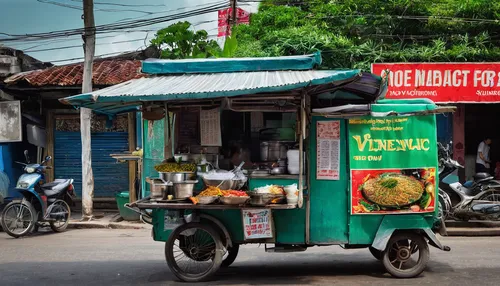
[287,150,304,175]
[284,184,298,197]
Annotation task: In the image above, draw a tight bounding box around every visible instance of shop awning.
[142,52,323,74]
[59,53,388,115]
[312,98,455,117]
[60,69,376,115]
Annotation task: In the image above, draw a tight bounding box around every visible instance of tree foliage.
[234,0,500,70]
[151,21,221,59]
[151,21,239,59]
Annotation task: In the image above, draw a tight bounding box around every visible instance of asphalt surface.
[1,229,499,286]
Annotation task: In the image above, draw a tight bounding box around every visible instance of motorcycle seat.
[41,179,71,197]
[474,172,494,182]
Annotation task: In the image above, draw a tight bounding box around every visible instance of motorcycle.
[438,143,500,221]
[0,150,75,238]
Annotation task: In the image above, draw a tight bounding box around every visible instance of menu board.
[242,209,273,240]
[316,121,341,180]
[200,108,222,146]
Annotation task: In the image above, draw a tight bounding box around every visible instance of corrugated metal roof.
[62,69,361,107]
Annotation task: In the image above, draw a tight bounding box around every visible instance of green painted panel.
[309,117,349,244]
[151,207,306,244]
[141,115,175,198]
[348,215,384,244]
[142,119,165,198]
[273,208,306,244]
[152,209,171,242]
[201,210,245,242]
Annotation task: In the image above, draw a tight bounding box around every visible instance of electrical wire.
[67,0,166,8]
[25,38,146,53]
[0,2,228,42]
[37,0,155,15]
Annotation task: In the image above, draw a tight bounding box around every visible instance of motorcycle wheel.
[479,191,500,203]
[0,201,36,238]
[49,200,71,232]
[382,232,430,278]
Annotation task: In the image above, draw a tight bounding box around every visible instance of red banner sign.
[218,8,250,37]
[372,63,500,103]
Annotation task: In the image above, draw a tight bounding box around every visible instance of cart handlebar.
[124,196,153,225]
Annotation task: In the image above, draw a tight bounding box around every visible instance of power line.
[68,0,166,8]
[37,0,154,15]
[25,38,146,53]
[0,2,228,42]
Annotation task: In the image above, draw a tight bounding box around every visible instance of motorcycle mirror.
[45,156,52,162]
[24,150,30,163]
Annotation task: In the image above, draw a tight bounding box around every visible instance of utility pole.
[230,0,237,34]
[81,0,95,220]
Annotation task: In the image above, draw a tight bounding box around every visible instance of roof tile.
[4,59,144,87]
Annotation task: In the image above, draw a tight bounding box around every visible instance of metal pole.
[81,0,96,220]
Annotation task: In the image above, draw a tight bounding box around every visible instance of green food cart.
[61,53,451,282]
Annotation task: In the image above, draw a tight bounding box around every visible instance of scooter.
[438,143,500,221]
[1,150,75,238]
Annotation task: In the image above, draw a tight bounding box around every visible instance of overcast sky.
[0,0,258,65]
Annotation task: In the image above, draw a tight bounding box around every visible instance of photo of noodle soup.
[351,168,436,214]
[361,173,424,207]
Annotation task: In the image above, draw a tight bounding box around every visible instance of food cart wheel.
[221,244,240,267]
[165,222,223,282]
[368,246,382,260]
[382,232,430,278]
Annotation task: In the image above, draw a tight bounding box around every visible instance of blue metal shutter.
[54,132,129,197]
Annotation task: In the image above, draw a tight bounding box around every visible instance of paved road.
[0,229,499,286]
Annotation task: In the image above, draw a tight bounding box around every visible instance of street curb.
[68,222,110,229]
[445,227,500,236]
[109,222,151,230]
[68,221,151,230]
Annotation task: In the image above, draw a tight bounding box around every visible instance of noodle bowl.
[361,173,424,207]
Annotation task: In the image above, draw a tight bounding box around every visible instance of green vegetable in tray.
[155,162,196,172]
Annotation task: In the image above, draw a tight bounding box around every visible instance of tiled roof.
[4,59,144,87]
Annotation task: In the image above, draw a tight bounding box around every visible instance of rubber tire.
[50,200,71,233]
[0,201,36,238]
[369,246,382,260]
[221,244,239,267]
[165,222,223,282]
[382,232,430,278]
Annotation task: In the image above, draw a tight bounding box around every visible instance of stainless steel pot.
[260,141,290,161]
[159,172,196,183]
[173,180,198,199]
[146,177,168,199]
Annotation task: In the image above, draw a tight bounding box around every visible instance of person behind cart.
[476,137,492,174]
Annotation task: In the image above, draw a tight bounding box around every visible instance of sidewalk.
[445,220,500,236]
[69,211,152,230]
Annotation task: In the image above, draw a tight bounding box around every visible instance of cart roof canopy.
[60,52,388,115]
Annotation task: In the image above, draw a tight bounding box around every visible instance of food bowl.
[248,193,286,206]
[202,178,242,190]
[270,167,286,175]
[219,196,250,205]
[197,196,219,205]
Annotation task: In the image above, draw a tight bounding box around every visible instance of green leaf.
[222,30,238,58]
